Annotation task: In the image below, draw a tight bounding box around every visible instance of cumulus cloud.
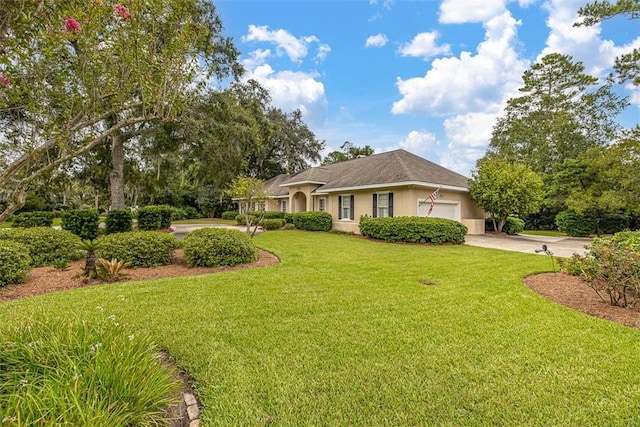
[315,44,331,62]
[438,113,497,175]
[392,12,528,116]
[365,33,389,48]
[242,25,329,63]
[398,31,451,59]
[400,130,439,150]
[439,0,507,24]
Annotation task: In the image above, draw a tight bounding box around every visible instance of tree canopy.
[321,141,375,165]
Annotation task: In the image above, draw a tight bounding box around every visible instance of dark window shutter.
[372,194,378,218]
[388,192,394,217]
[350,195,354,220]
[338,196,343,219]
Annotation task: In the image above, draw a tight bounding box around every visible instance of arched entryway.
[291,191,307,212]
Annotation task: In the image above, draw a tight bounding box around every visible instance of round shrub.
[97,231,179,267]
[137,206,162,231]
[359,216,467,244]
[105,210,133,234]
[221,210,239,220]
[262,219,286,230]
[502,217,525,235]
[555,210,597,237]
[0,241,32,286]
[284,223,296,230]
[183,228,258,267]
[291,211,332,231]
[0,227,82,267]
[11,211,54,228]
[61,209,100,240]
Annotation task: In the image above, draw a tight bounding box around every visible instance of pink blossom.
[0,73,10,87]
[64,17,81,33]
[114,4,131,20]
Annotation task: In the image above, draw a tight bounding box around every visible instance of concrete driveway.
[464,233,591,257]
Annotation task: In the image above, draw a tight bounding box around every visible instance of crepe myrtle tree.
[225,176,271,238]
[469,158,544,233]
[0,0,241,222]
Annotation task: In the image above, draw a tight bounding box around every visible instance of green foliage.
[321,141,375,165]
[136,206,162,231]
[284,213,295,224]
[469,159,544,232]
[183,206,201,220]
[236,214,257,226]
[61,209,100,240]
[51,258,70,271]
[290,211,332,231]
[0,241,32,286]
[561,231,640,308]
[359,215,467,244]
[251,211,286,219]
[11,211,54,228]
[599,213,630,235]
[222,210,239,220]
[156,205,173,229]
[284,223,296,230]
[555,210,597,237]
[97,258,131,282]
[262,219,286,230]
[502,217,525,235]
[521,211,558,231]
[105,210,133,234]
[183,227,258,267]
[0,314,181,425]
[0,227,81,267]
[97,231,179,268]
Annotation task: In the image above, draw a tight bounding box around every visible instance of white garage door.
[418,201,461,221]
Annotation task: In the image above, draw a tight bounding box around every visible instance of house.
[262,149,486,234]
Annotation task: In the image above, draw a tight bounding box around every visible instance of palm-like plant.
[78,239,100,277]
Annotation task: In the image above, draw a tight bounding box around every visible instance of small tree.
[469,159,544,233]
[225,176,270,237]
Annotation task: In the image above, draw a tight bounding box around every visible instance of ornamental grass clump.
[183,227,258,267]
[0,313,181,425]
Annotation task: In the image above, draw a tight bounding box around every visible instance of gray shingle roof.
[262,174,291,197]
[276,149,469,192]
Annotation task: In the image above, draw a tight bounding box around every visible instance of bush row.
[137,205,173,231]
[287,212,332,231]
[11,211,54,228]
[359,216,467,244]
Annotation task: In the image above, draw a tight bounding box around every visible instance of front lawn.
[2,231,640,425]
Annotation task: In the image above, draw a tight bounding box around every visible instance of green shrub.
[61,209,100,240]
[555,210,597,237]
[502,217,525,235]
[251,211,285,220]
[12,211,54,228]
[136,206,162,231]
[0,227,82,267]
[262,219,286,230]
[183,228,258,267]
[97,231,179,267]
[284,223,296,230]
[599,213,630,235]
[0,314,181,425]
[156,205,173,229]
[235,214,258,226]
[521,211,558,231]
[284,213,295,224]
[168,206,187,221]
[290,212,332,231]
[222,210,239,220]
[105,210,133,234]
[359,216,467,244]
[183,206,201,219]
[0,241,32,286]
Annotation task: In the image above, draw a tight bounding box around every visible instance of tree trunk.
[110,133,126,210]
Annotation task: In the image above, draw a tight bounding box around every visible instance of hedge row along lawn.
[2,231,640,425]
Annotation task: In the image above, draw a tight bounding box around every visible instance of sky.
[214,0,640,177]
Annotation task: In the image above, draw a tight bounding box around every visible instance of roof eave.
[312,181,468,194]
[279,180,326,187]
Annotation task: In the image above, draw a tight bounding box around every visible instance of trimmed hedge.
[359,216,467,244]
[221,210,239,220]
[262,219,286,230]
[555,210,597,237]
[183,228,258,267]
[12,211,54,228]
[0,241,32,286]
[250,211,286,220]
[290,212,332,232]
[97,231,179,267]
[0,227,82,267]
[105,210,133,234]
[137,206,162,231]
[61,209,99,240]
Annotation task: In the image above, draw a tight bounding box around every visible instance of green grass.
[521,229,567,237]
[2,231,640,425]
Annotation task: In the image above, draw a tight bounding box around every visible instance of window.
[281,200,288,213]
[317,197,326,212]
[373,192,393,217]
[338,195,354,220]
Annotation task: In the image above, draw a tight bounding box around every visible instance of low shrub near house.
[555,210,597,237]
[61,209,100,240]
[0,241,32,286]
[262,219,286,230]
[360,216,467,244]
[560,230,640,308]
[105,210,133,234]
[97,231,179,267]
[0,227,82,267]
[502,217,525,235]
[221,210,239,220]
[183,228,258,267]
[290,212,332,232]
[11,211,55,228]
[251,211,286,220]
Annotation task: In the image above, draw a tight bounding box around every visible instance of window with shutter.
[373,192,393,217]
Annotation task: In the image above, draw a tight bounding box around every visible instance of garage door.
[418,201,460,221]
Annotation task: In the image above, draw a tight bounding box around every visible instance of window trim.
[373,192,393,218]
[338,194,354,221]
[317,197,326,212]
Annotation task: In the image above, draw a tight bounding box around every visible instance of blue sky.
[214,0,640,177]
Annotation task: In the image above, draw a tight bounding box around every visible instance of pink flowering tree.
[0,0,241,220]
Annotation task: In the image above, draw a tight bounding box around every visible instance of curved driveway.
[464,233,590,257]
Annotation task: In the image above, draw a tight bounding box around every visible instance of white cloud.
[315,44,331,62]
[400,130,439,150]
[439,0,507,24]
[439,112,497,176]
[392,12,528,116]
[242,25,329,63]
[398,32,451,59]
[365,33,389,48]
